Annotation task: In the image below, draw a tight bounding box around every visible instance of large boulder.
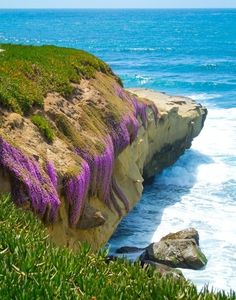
[143,238,207,270]
[141,259,184,279]
[141,228,207,270]
[161,228,199,245]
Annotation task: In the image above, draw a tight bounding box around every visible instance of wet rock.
[104,255,119,264]
[144,238,207,270]
[116,246,146,254]
[141,259,184,279]
[161,228,199,245]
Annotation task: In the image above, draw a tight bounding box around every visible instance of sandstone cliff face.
[0,71,206,250]
[83,89,206,249]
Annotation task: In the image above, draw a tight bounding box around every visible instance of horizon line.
[1,7,236,10]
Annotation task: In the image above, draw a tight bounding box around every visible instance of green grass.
[0,194,235,300]
[0,44,116,114]
[31,114,54,143]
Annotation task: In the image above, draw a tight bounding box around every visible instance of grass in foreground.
[0,44,115,114]
[0,194,235,299]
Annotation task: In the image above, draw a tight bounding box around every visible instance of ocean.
[0,9,236,292]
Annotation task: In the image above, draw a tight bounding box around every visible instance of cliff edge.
[0,45,207,250]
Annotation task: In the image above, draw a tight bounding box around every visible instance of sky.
[1,0,236,9]
[0,0,236,8]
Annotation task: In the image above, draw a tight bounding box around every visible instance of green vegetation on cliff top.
[31,114,55,143]
[0,194,235,300]
[0,44,116,114]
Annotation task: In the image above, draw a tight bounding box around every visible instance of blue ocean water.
[0,9,236,291]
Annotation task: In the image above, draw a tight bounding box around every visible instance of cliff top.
[0,44,157,229]
[128,88,204,117]
[0,44,120,114]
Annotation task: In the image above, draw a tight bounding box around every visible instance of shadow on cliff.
[108,149,214,255]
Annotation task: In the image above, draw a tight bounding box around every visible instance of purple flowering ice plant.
[114,83,159,127]
[0,137,60,222]
[64,160,90,227]
[46,161,58,188]
[71,132,131,222]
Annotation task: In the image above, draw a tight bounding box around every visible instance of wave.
[158,107,236,188]
[150,106,236,291]
[187,93,222,101]
[201,63,217,68]
[134,74,154,85]
[155,150,213,187]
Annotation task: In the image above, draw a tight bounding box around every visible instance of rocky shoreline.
[114,228,207,279]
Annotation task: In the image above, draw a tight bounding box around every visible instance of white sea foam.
[151,107,236,291]
[202,63,218,68]
[126,47,173,52]
[128,47,156,51]
[187,93,221,101]
[135,74,153,85]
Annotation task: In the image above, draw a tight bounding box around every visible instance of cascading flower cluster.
[64,160,90,227]
[63,85,158,226]
[0,137,60,222]
[114,83,158,126]
[106,114,139,156]
[74,134,130,221]
[46,161,58,188]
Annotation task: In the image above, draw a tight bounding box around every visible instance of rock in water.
[116,246,146,254]
[142,228,207,270]
[141,259,184,279]
[161,228,199,245]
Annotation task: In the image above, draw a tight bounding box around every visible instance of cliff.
[0,44,207,250]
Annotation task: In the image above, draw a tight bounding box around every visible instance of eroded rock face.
[76,203,107,229]
[129,89,207,179]
[0,78,207,250]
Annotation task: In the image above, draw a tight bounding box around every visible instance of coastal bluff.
[0,45,207,250]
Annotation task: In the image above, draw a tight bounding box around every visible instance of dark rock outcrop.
[116,246,146,254]
[141,228,207,270]
[77,203,107,229]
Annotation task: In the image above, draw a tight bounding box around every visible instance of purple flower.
[64,160,90,227]
[113,83,159,128]
[0,137,60,223]
[46,161,58,188]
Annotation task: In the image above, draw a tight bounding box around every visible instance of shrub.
[31,114,54,143]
